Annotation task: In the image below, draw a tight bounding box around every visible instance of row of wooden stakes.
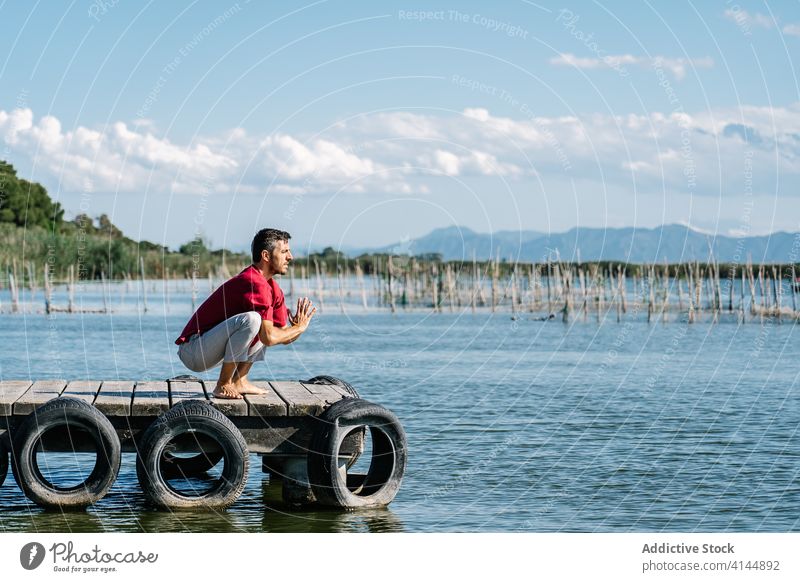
[2,256,799,322]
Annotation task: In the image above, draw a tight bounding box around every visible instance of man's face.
[269,240,293,274]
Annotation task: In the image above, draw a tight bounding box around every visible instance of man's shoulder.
[269,277,285,301]
[238,266,282,295]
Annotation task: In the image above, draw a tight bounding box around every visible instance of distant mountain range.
[345,224,800,264]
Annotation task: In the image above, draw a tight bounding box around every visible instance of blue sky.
[1,0,799,252]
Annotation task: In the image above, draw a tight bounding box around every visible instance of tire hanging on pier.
[306,376,364,469]
[11,397,121,508]
[161,375,224,477]
[306,375,360,398]
[308,398,407,508]
[136,400,248,509]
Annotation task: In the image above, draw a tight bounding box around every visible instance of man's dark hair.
[252,228,291,263]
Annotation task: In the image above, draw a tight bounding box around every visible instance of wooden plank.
[61,380,102,405]
[13,380,67,415]
[168,379,208,406]
[270,381,324,416]
[209,388,249,417]
[327,383,355,399]
[302,382,347,405]
[0,381,33,415]
[131,381,170,416]
[94,381,135,416]
[245,381,288,417]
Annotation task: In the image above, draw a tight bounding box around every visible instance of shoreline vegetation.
[3,160,800,321]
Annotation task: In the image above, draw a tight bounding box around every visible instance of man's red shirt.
[175,265,288,345]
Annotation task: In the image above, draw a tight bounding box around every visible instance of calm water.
[1,290,799,532]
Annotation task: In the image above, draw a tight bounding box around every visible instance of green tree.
[0,160,64,229]
[98,214,123,238]
[72,213,96,233]
[179,236,210,256]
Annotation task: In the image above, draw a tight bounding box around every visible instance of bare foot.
[234,379,268,395]
[212,383,243,399]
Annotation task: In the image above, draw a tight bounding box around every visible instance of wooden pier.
[0,377,407,510]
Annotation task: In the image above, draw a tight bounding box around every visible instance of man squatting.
[175,228,316,399]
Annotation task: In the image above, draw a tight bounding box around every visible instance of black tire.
[306,376,364,469]
[136,400,248,509]
[10,397,121,508]
[308,398,407,508]
[163,376,222,476]
[306,375,360,398]
[0,438,8,487]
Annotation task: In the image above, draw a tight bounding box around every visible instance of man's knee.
[242,311,261,331]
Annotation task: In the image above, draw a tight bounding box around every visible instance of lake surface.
[1,288,799,532]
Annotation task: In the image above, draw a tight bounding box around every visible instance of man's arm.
[258,297,315,346]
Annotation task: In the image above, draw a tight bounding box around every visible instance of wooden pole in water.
[9,270,19,313]
[647,265,655,323]
[43,263,51,315]
[26,260,35,301]
[693,262,700,310]
[101,271,108,313]
[772,266,780,320]
[431,263,439,312]
[686,264,695,324]
[747,262,756,316]
[386,256,396,314]
[446,264,455,312]
[728,266,734,312]
[545,261,552,313]
[402,264,410,308]
[11,259,20,312]
[68,264,75,314]
[491,254,498,313]
[471,251,477,314]
[791,265,797,315]
[356,262,368,311]
[740,268,746,322]
[139,257,148,313]
[593,266,601,323]
[510,265,517,318]
[662,263,670,323]
[337,264,346,314]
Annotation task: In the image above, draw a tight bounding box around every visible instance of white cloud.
[550,53,714,80]
[723,9,775,29]
[783,23,800,36]
[2,102,800,202]
[260,134,376,181]
[433,150,460,176]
